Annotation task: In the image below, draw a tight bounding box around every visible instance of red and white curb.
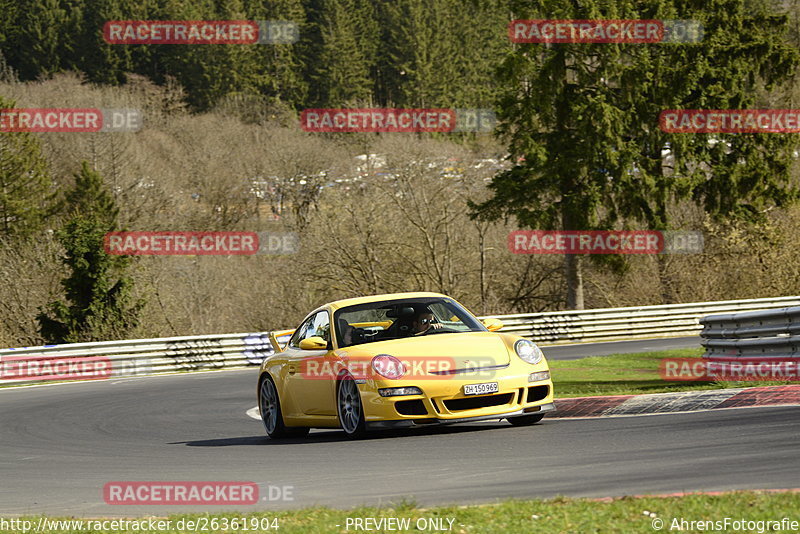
[552,385,800,418]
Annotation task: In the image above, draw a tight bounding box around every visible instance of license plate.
[463,382,499,396]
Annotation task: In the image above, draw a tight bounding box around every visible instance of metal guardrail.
[2,296,799,386]
[701,306,800,360]
[0,332,291,387]
[486,296,800,344]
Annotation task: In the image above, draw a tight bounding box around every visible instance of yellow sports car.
[257,292,555,438]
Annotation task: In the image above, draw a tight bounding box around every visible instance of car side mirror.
[299,336,328,350]
[482,318,504,332]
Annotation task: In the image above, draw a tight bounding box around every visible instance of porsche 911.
[257,292,555,438]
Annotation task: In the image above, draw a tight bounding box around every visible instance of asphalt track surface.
[2,336,797,516]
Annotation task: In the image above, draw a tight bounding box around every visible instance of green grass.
[550,348,793,398]
[3,491,799,533]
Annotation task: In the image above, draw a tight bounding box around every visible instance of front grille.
[527,385,549,403]
[443,393,514,412]
[395,399,428,416]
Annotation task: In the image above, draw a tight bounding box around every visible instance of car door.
[282,310,338,417]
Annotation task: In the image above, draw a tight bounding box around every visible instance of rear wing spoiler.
[269,329,295,354]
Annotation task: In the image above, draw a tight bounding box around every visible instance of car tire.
[507,413,545,426]
[259,375,310,439]
[337,374,367,439]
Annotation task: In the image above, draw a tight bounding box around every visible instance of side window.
[288,311,330,348]
[288,316,313,348]
[309,311,331,343]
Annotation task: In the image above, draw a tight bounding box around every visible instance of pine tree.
[380,0,510,108]
[609,0,800,301]
[245,0,308,108]
[0,0,18,66]
[0,97,57,237]
[64,161,120,226]
[37,162,143,343]
[302,0,378,107]
[75,0,133,85]
[5,0,72,80]
[471,0,636,309]
[471,0,799,308]
[381,0,452,107]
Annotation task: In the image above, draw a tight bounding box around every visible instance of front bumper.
[366,402,556,429]
[360,370,555,425]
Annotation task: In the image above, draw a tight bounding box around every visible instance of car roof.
[327,292,448,311]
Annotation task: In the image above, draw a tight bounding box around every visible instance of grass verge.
[3,491,799,533]
[549,348,794,398]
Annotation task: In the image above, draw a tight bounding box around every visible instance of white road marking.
[603,388,743,416]
[246,406,261,420]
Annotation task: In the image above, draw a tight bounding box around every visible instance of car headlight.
[371,354,406,379]
[515,339,543,365]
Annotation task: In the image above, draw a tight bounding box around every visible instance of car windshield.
[333,297,485,348]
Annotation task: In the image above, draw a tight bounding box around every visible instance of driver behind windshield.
[411,307,443,336]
